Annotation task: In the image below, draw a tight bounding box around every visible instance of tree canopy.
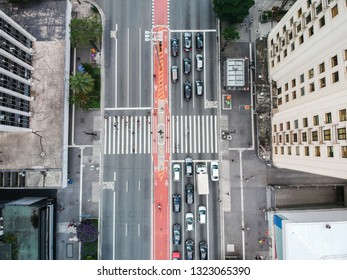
[70,16,102,48]
[212,0,255,24]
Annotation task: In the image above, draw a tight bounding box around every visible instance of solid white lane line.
[176,116,179,153]
[114,23,118,108]
[189,115,192,154]
[104,117,107,155]
[121,116,125,154]
[138,223,140,237]
[171,116,175,153]
[134,116,138,154]
[139,28,142,107]
[127,28,130,108]
[125,223,128,237]
[126,116,129,154]
[206,115,210,154]
[193,115,197,154]
[198,116,201,153]
[148,116,151,153]
[113,116,116,154]
[126,181,129,192]
[185,115,188,154]
[139,116,142,154]
[117,116,120,154]
[210,115,214,153]
[202,116,205,153]
[108,117,112,154]
[113,188,116,259]
[143,116,147,154]
[138,180,141,191]
[214,115,218,153]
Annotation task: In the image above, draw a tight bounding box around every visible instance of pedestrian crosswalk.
[103,115,218,155]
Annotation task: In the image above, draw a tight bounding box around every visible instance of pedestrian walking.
[157,204,161,210]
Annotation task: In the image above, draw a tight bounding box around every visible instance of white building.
[268,0,347,179]
[267,209,347,260]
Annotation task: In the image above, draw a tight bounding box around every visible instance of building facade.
[0,10,35,132]
[268,0,347,179]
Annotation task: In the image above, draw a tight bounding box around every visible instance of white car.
[198,205,206,224]
[210,161,219,181]
[185,212,194,231]
[173,163,181,182]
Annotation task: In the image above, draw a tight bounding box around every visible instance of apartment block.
[268,0,347,179]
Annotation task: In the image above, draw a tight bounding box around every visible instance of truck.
[195,162,209,195]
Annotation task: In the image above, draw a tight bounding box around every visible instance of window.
[290,17,293,25]
[294,119,299,129]
[289,32,293,40]
[292,91,297,99]
[287,146,292,155]
[277,55,280,63]
[297,24,302,33]
[298,8,302,17]
[306,13,311,24]
[292,79,296,87]
[327,146,334,157]
[274,124,277,132]
[308,68,314,79]
[303,117,308,127]
[331,55,338,67]
[319,16,325,28]
[308,26,314,37]
[344,49,347,61]
[304,146,310,156]
[331,4,339,18]
[316,3,322,14]
[285,134,289,143]
[279,135,282,144]
[338,128,346,140]
[309,82,315,92]
[280,123,283,131]
[315,146,321,157]
[342,146,347,158]
[320,77,326,88]
[324,129,331,141]
[284,83,288,91]
[332,71,339,83]
[325,112,332,124]
[339,109,347,121]
[291,42,295,51]
[300,87,305,96]
[313,115,319,126]
[274,147,278,154]
[302,132,307,142]
[312,131,318,141]
[296,146,300,155]
[300,74,305,83]
[271,60,274,67]
[293,133,298,142]
[278,97,282,105]
[284,49,287,57]
[285,94,289,102]
[281,147,284,154]
[299,35,304,44]
[319,62,325,73]
[286,121,290,130]
[278,87,282,94]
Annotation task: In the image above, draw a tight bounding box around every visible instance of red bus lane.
[152,0,170,260]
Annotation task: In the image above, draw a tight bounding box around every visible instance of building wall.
[0,11,35,131]
[268,0,347,179]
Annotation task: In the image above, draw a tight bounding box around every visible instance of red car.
[172,251,181,260]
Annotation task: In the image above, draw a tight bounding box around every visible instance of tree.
[69,72,95,111]
[76,220,99,243]
[212,0,255,24]
[70,16,102,48]
[222,26,240,40]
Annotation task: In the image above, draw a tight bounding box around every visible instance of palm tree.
[69,72,95,110]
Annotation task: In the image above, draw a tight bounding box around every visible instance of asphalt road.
[100,0,220,260]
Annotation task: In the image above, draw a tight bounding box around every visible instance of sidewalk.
[56,0,103,260]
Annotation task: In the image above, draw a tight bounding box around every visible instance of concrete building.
[268,0,347,179]
[267,209,347,260]
[0,10,36,132]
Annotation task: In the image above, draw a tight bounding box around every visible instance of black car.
[185,239,194,260]
[171,37,179,57]
[183,32,192,52]
[183,58,191,75]
[184,157,193,177]
[172,223,181,246]
[172,193,181,213]
[185,184,194,204]
[199,241,208,260]
[184,81,192,100]
[196,33,203,51]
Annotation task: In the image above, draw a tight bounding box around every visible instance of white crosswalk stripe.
[171,115,218,154]
[104,116,152,155]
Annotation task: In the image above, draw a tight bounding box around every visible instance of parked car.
[196,32,203,51]
[171,66,179,83]
[195,80,203,96]
[171,37,179,57]
[173,163,180,182]
[195,54,203,71]
[199,241,208,260]
[172,194,181,213]
[210,161,219,181]
[185,239,194,260]
[173,223,181,246]
[185,212,194,231]
[183,32,192,52]
[172,251,181,260]
[198,205,206,224]
[183,57,191,75]
[185,184,194,204]
[184,81,192,100]
[184,157,193,177]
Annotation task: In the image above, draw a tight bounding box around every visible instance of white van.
[196,54,203,71]
[171,66,178,83]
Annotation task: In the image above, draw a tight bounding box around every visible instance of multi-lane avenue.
[99,0,220,260]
